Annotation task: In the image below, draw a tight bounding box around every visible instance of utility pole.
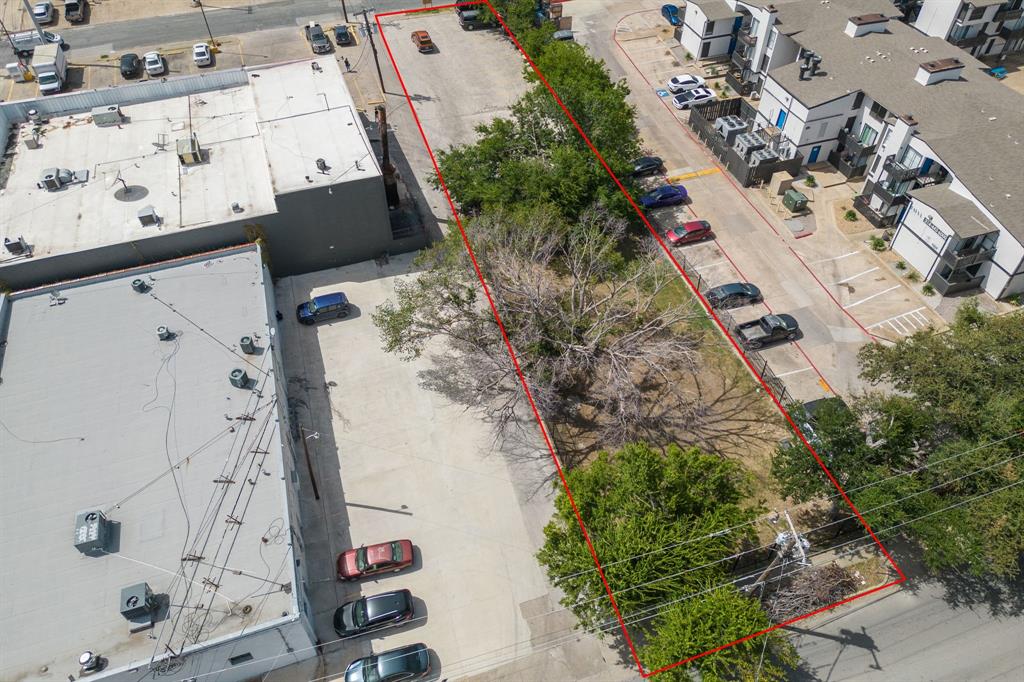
[376,104,400,209]
[19,0,46,42]
[194,0,218,49]
[358,8,386,94]
[784,510,809,566]
[341,0,350,23]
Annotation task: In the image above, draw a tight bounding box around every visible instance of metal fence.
[669,248,792,405]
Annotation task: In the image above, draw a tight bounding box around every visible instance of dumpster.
[783,189,809,213]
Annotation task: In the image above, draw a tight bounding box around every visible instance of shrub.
[906,270,921,282]
[895,260,907,271]
[869,235,886,251]
[685,51,693,60]
[804,175,817,188]
[843,210,858,222]
[922,283,935,296]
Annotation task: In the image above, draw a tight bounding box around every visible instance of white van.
[10,29,64,57]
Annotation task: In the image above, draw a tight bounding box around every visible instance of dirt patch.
[830,198,876,239]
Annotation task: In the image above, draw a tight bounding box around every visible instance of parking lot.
[271,255,623,681]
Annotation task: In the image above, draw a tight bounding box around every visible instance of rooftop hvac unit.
[92,105,123,127]
[240,336,256,354]
[38,167,73,191]
[137,205,160,227]
[74,510,112,555]
[176,133,203,166]
[733,132,766,160]
[120,582,159,632]
[4,236,29,256]
[157,325,173,341]
[749,148,779,167]
[131,278,149,293]
[229,368,250,389]
[714,115,748,146]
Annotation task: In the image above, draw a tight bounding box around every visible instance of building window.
[229,653,254,665]
[859,124,878,146]
[970,6,987,20]
[704,21,714,36]
[767,29,777,49]
[700,41,711,57]
[868,101,888,121]
[852,92,864,110]
[749,17,760,34]
[818,120,828,137]
[899,146,923,170]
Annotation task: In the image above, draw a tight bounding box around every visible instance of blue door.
[728,16,741,54]
[776,110,788,128]
[808,145,821,163]
[921,158,933,175]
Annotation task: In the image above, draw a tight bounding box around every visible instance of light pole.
[19,0,46,42]
[358,8,386,94]
[194,0,218,49]
[341,0,350,23]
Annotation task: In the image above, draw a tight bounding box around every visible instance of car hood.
[296,301,312,318]
[334,602,359,633]
[338,550,360,578]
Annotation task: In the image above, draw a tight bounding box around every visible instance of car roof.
[683,220,709,231]
[713,282,754,294]
[312,292,348,306]
[364,590,411,621]
[377,644,428,676]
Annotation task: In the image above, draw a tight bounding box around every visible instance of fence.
[668,248,792,405]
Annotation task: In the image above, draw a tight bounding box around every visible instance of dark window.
[868,101,888,120]
[230,653,254,665]
[852,92,864,110]
[700,41,711,58]
[970,6,986,20]
[704,21,714,36]
[759,54,769,72]
[844,116,857,132]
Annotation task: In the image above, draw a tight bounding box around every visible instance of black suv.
[120,53,140,78]
[705,282,763,309]
[334,590,414,637]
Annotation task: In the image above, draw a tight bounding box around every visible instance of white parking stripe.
[694,259,728,271]
[844,285,901,309]
[775,366,815,377]
[809,251,859,265]
[832,267,879,285]
[867,307,928,329]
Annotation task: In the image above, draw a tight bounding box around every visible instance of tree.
[771,302,1024,578]
[375,206,717,450]
[536,442,795,681]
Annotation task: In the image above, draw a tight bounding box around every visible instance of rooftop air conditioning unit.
[38,167,73,191]
[120,583,159,632]
[733,132,766,160]
[177,133,203,166]
[137,205,160,227]
[714,115,748,146]
[229,368,250,389]
[749,148,779,167]
[74,510,112,555]
[92,105,123,127]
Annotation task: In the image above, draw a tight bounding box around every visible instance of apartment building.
[685,0,1024,299]
[913,0,1024,58]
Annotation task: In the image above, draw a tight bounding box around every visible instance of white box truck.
[31,43,67,95]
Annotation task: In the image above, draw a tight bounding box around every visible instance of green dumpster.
[783,189,809,213]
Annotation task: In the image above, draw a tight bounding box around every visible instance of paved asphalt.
[37,0,424,53]
[789,576,1024,681]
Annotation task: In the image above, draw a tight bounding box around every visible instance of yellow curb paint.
[818,377,833,393]
[667,167,721,183]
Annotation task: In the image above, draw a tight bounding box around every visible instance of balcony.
[838,129,876,157]
[883,156,920,183]
[872,182,911,207]
[939,244,997,269]
[1001,24,1024,39]
[996,8,1024,22]
[738,29,757,46]
[731,48,751,70]
[725,68,754,96]
[929,269,985,296]
[853,195,898,228]
[826,149,868,179]
[953,33,988,47]
[913,170,950,189]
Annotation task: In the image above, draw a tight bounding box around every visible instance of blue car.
[296,292,351,325]
[640,184,688,209]
[661,4,681,26]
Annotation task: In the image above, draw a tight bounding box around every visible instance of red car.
[337,539,414,581]
[665,220,713,246]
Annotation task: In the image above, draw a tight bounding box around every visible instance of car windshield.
[354,600,368,627]
[38,73,57,84]
[362,659,381,682]
[390,541,403,562]
[355,547,368,570]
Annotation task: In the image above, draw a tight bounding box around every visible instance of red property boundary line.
[374,3,906,677]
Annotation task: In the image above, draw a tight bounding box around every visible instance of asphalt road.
[23,0,422,53]
[789,577,1024,682]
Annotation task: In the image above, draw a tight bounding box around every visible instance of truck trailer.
[31,43,67,95]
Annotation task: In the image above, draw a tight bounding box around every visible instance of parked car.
[296,292,351,325]
[734,314,799,349]
[639,184,688,209]
[334,24,352,45]
[143,51,165,76]
[305,21,331,53]
[672,87,716,110]
[705,282,763,309]
[344,643,431,682]
[333,589,415,637]
[665,220,713,246]
[552,29,574,41]
[337,539,414,581]
[457,8,490,30]
[661,4,681,25]
[64,0,86,22]
[631,156,664,177]
[192,43,212,67]
[119,53,141,78]
[32,1,54,24]
[411,30,435,52]
[666,74,706,93]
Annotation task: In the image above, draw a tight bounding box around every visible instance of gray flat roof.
[767,0,1024,244]
[0,245,295,681]
[0,59,378,263]
[909,184,999,238]
[773,0,895,35]
[690,0,742,21]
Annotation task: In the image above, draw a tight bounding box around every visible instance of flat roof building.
[0,59,426,290]
[0,244,315,682]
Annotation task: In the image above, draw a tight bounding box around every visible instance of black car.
[333,589,414,637]
[334,24,352,45]
[705,282,763,309]
[120,53,141,78]
[632,156,664,177]
[345,643,430,682]
[734,313,799,349]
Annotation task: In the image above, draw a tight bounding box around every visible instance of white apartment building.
[685,0,1024,299]
[913,0,1024,58]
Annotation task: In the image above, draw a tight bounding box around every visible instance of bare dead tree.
[765,562,858,623]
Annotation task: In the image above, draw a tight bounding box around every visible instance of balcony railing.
[929,270,985,296]
[953,33,988,47]
[853,195,898,228]
[725,68,754,96]
[872,182,911,207]
[996,8,1024,22]
[826,149,868,179]
[1001,24,1024,38]
[731,48,751,69]
[939,244,997,269]
[738,29,757,46]
[883,156,920,183]
[913,171,949,189]
[838,129,876,157]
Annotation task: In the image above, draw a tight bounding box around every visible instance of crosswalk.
[867,307,932,337]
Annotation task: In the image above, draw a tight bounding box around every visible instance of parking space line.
[831,267,878,285]
[809,251,859,265]
[775,366,814,378]
[867,307,928,329]
[843,285,901,309]
[693,259,727,271]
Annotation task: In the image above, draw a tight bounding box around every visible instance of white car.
[672,87,716,110]
[143,51,165,76]
[666,74,706,93]
[32,1,54,23]
[192,43,212,66]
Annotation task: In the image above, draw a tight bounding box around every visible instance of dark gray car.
[705,282,763,309]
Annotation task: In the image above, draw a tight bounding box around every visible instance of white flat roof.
[0,59,379,262]
[0,246,296,681]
